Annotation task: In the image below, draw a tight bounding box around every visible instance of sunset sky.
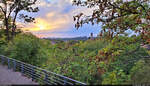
[18,0,101,38]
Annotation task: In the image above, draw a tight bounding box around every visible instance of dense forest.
[0,30,150,84]
[0,0,150,85]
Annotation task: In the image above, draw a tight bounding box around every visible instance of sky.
[18,0,101,38]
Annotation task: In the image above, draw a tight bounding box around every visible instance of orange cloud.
[21,13,71,32]
[16,0,95,38]
[23,18,57,31]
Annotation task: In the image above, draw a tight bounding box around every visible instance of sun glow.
[22,14,71,32]
[35,18,49,31]
[22,18,52,31]
[37,23,47,30]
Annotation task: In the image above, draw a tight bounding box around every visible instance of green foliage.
[0,0,39,40]
[73,0,150,43]
[102,70,129,85]
[3,33,50,66]
[0,29,7,54]
[129,59,150,84]
[0,1,149,84]
[39,39,108,84]
[0,31,149,85]
[40,36,149,85]
[92,36,149,84]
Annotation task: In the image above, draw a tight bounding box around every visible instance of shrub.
[130,59,150,84]
[4,33,50,66]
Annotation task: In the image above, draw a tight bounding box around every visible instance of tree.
[0,8,4,28]
[0,0,39,40]
[73,0,150,43]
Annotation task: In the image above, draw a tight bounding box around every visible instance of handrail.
[0,55,86,85]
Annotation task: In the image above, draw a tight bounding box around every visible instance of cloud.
[19,0,98,38]
[34,0,51,7]
[22,14,71,32]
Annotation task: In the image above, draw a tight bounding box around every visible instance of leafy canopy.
[73,0,150,42]
[0,0,39,40]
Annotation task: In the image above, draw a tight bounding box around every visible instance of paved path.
[0,64,38,85]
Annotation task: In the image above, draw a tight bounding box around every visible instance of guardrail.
[0,55,86,85]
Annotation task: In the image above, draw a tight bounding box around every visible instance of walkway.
[0,64,38,85]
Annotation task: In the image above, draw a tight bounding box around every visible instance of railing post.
[21,64,24,74]
[0,56,1,63]
[8,58,11,69]
[44,71,48,84]
[13,60,16,71]
[31,66,35,81]
[1,56,4,65]
[63,77,67,85]
[0,55,86,85]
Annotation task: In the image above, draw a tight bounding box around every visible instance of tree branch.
[108,2,139,15]
[0,6,6,14]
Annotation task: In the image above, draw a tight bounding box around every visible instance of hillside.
[43,36,89,41]
[1,33,150,85]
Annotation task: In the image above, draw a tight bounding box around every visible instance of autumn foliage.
[73,0,150,44]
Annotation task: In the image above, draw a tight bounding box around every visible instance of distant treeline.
[43,36,93,41]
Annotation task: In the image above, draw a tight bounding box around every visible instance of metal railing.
[0,55,86,85]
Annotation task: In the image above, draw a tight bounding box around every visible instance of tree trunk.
[11,23,16,39]
[5,18,10,41]
[11,12,18,39]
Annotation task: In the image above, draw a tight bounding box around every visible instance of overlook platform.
[0,64,38,85]
[0,55,86,85]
